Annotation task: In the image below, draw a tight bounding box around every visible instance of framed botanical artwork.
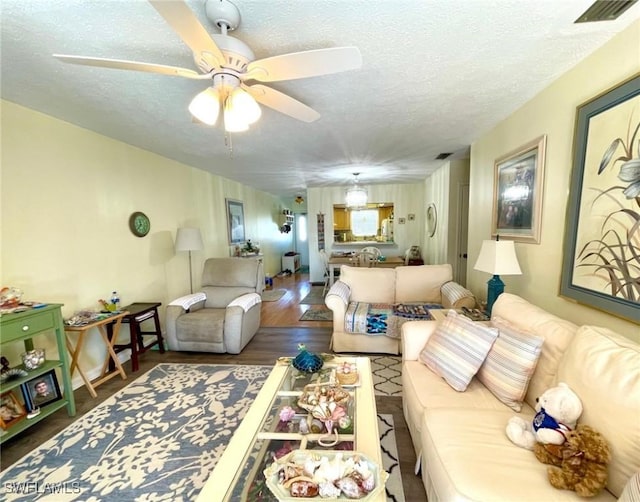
[0,390,27,430]
[491,135,547,243]
[21,369,62,411]
[226,199,245,244]
[560,73,640,322]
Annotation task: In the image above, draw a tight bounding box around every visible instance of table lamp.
[473,236,522,316]
[175,227,204,294]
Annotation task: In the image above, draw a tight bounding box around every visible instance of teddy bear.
[506,382,583,450]
[533,424,611,497]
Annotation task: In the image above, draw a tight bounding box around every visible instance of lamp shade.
[474,240,522,276]
[189,88,220,126]
[175,227,203,252]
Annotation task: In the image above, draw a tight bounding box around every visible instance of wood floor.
[0,271,426,501]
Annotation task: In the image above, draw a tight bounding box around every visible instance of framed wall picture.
[426,204,437,237]
[560,73,640,322]
[226,199,245,244]
[491,135,547,243]
[0,390,27,430]
[21,369,62,411]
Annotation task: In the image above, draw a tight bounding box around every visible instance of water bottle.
[110,291,120,308]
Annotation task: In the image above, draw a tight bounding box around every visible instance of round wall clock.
[426,203,438,237]
[129,211,150,237]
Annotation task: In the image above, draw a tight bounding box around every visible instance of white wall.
[1,101,292,386]
[306,184,425,282]
[467,20,640,341]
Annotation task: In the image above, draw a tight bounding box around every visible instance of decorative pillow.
[476,317,544,411]
[419,311,498,392]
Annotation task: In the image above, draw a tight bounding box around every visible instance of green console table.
[0,304,76,443]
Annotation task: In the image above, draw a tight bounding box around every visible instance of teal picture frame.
[560,73,640,322]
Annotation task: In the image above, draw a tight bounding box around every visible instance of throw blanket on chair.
[345,302,442,339]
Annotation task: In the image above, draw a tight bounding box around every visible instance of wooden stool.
[110,302,165,372]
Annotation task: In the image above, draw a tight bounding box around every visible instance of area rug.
[299,286,326,305]
[370,355,403,397]
[0,363,405,501]
[299,307,333,321]
[261,288,287,302]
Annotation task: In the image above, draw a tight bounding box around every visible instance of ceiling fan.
[53,0,362,132]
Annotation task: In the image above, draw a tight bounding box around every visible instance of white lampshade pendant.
[189,87,220,125]
[345,173,368,208]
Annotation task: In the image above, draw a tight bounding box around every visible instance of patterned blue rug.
[1,363,404,501]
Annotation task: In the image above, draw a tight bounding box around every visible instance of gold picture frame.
[491,135,547,243]
[0,390,27,430]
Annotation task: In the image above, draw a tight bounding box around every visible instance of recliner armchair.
[165,257,264,353]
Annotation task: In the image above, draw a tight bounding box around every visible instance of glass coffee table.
[197,356,384,501]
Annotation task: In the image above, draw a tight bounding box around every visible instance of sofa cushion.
[476,317,544,412]
[402,360,516,461]
[556,325,640,497]
[395,264,452,303]
[421,408,616,502]
[419,311,498,391]
[176,308,225,343]
[491,293,577,409]
[339,266,396,303]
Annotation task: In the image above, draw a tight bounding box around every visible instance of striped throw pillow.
[476,317,544,411]
[419,310,498,391]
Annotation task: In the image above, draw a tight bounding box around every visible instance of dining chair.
[319,249,331,295]
[357,251,378,268]
[361,246,381,260]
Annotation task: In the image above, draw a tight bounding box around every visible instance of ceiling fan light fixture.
[230,87,261,124]
[345,173,368,209]
[189,87,220,125]
[223,97,250,132]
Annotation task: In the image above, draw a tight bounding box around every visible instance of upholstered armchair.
[165,257,264,353]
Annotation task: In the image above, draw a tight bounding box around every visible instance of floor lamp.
[473,236,522,316]
[175,227,204,294]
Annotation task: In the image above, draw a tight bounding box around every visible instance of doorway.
[294,213,310,268]
[456,183,470,286]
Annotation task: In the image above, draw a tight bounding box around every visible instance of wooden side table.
[64,311,128,398]
[111,302,165,372]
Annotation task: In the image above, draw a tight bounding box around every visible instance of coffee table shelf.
[197,357,383,501]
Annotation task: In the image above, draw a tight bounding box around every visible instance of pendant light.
[345,173,368,209]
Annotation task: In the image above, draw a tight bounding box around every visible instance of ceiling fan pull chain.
[225,132,234,158]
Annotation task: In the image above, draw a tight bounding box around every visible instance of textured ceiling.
[2,0,639,196]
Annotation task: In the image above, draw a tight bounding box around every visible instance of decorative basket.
[335,362,358,385]
[336,371,358,385]
[297,383,350,413]
[264,449,388,501]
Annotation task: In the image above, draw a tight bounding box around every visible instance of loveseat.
[401,293,639,501]
[325,264,475,354]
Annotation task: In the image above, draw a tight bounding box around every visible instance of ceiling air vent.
[436,153,452,160]
[575,0,637,23]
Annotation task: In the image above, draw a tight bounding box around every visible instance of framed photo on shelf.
[560,74,640,322]
[0,390,27,430]
[226,199,245,244]
[491,135,547,243]
[21,369,62,411]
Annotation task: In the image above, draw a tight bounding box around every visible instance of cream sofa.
[401,293,640,501]
[325,264,476,354]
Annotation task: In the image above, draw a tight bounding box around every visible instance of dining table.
[328,254,405,286]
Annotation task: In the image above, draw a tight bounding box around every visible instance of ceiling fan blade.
[53,54,208,79]
[243,84,320,123]
[148,0,225,68]
[244,47,362,83]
